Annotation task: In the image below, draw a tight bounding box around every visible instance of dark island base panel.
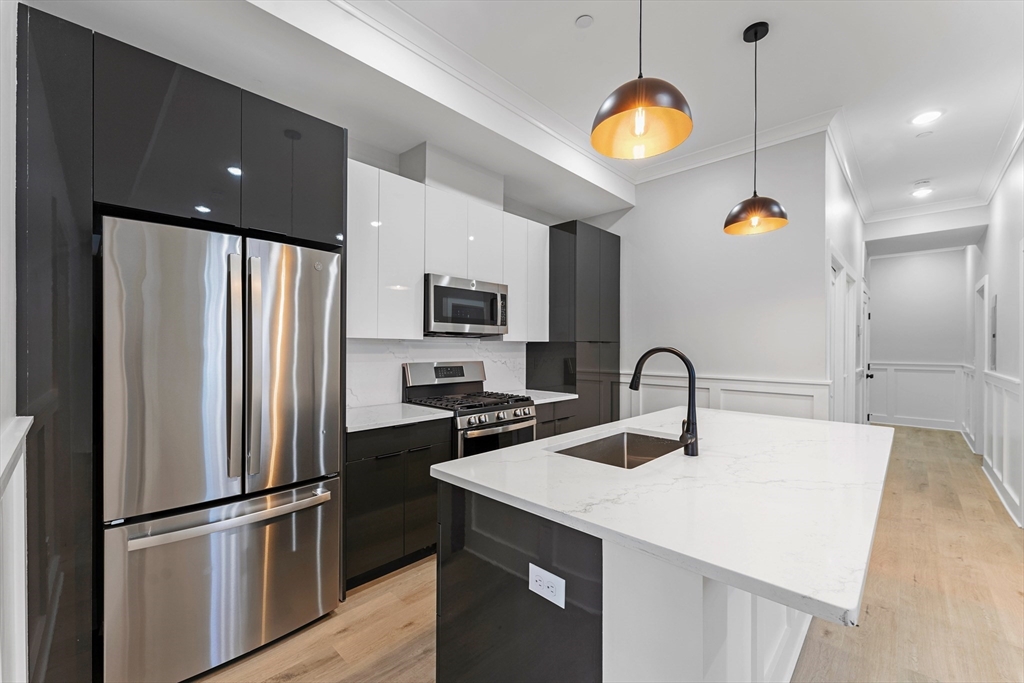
[436,483,602,683]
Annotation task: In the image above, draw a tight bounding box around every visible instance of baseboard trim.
[982,462,1024,528]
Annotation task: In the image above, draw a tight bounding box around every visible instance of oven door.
[458,419,536,458]
[426,273,508,336]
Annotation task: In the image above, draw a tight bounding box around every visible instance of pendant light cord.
[637,0,643,78]
[753,36,758,195]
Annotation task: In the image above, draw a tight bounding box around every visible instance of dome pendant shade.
[723,193,788,235]
[591,77,693,159]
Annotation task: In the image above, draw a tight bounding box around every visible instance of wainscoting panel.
[982,372,1023,527]
[868,363,963,431]
[618,374,830,422]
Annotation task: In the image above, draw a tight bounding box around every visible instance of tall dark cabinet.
[16,6,95,681]
[527,221,621,432]
[17,9,349,681]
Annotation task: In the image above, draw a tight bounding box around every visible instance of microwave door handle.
[248,256,263,476]
[227,253,243,478]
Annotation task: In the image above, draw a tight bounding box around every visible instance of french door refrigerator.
[100,217,342,682]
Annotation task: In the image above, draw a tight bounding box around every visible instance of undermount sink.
[555,431,684,469]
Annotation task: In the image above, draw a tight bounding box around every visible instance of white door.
[830,266,844,421]
[856,289,870,423]
[975,281,987,452]
[377,171,425,340]
[425,186,468,278]
[502,213,528,341]
[467,200,504,283]
[346,160,379,338]
[527,220,549,342]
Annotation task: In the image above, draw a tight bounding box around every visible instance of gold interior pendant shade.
[724,21,789,235]
[590,0,693,160]
[723,193,789,235]
[591,78,693,160]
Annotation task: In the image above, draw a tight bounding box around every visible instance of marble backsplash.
[346,338,527,407]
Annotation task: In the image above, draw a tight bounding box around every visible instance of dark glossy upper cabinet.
[241,92,346,243]
[94,34,241,224]
[599,229,621,342]
[548,221,620,343]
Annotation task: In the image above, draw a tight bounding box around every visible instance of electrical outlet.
[528,563,565,608]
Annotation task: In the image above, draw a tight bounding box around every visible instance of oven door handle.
[463,419,536,439]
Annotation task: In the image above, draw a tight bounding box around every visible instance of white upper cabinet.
[467,201,504,283]
[346,160,380,338]
[424,186,468,278]
[377,170,425,340]
[527,220,549,342]
[502,213,529,342]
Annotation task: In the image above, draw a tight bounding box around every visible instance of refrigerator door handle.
[228,253,244,478]
[248,256,263,476]
[125,489,332,552]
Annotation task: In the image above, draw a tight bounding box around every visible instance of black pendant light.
[591,0,692,160]
[724,22,788,235]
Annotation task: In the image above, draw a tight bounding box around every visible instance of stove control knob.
[523,407,532,416]
[479,415,488,423]
[468,416,478,426]
[513,409,523,417]
[497,411,507,421]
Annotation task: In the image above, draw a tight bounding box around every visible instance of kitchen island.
[431,406,894,683]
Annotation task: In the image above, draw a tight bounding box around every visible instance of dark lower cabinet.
[437,482,602,683]
[241,92,346,243]
[345,453,406,578]
[94,33,242,224]
[16,7,95,681]
[344,421,452,585]
[535,401,578,439]
[404,442,452,552]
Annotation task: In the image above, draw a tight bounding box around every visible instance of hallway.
[197,426,1024,683]
[794,426,1024,682]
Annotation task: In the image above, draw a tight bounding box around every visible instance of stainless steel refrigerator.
[100,217,342,682]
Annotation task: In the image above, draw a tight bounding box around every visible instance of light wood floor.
[198,425,1023,683]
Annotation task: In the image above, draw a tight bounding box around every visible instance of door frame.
[827,242,859,423]
[974,275,989,456]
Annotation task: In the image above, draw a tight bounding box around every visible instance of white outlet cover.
[528,563,565,608]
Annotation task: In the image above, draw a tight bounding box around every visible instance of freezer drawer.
[103,478,340,683]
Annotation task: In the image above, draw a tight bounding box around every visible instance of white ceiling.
[379,0,1024,221]
[27,0,1024,225]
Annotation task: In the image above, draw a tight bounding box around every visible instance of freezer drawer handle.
[248,256,263,476]
[228,253,244,478]
[463,419,536,439]
[126,489,331,552]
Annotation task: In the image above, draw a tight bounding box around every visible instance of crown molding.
[864,195,991,224]
[634,109,840,184]
[825,109,874,222]
[342,0,637,186]
[978,80,1024,204]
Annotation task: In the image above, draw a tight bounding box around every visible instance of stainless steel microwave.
[425,273,508,337]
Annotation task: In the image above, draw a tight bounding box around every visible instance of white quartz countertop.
[346,390,577,432]
[431,406,894,626]
[346,403,449,432]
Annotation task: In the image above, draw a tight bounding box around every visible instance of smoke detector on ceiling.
[575,15,594,29]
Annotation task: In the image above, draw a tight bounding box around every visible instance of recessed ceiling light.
[227,166,242,176]
[915,131,933,138]
[468,236,475,241]
[370,221,382,227]
[911,111,942,125]
[195,205,211,213]
[911,182,933,198]
[575,14,593,29]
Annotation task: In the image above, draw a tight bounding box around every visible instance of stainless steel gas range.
[402,361,536,458]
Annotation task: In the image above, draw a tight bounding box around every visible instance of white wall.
[825,136,864,278]
[346,338,526,407]
[870,249,967,365]
[611,132,829,383]
[399,142,505,211]
[864,204,990,242]
[979,144,1024,380]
